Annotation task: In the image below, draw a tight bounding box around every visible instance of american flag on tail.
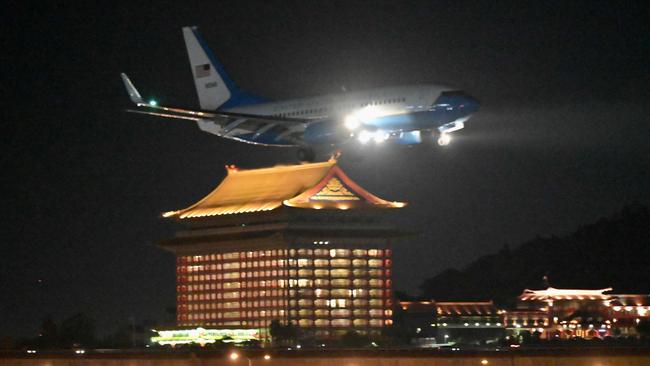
[195,64,211,78]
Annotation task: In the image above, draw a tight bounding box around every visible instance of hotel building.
[155,160,405,343]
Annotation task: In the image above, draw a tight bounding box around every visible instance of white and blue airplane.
[121,26,479,161]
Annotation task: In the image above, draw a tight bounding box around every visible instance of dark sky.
[3,1,649,338]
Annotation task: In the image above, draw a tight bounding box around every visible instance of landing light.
[344,115,360,130]
[358,130,388,144]
[358,130,373,144]
[437,133,451,146]
[373,132,388,144]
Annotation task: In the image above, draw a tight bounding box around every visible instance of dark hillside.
[419,204,650,305]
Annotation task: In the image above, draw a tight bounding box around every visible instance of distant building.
[399,301,504,346]
[399,287,650,346]
[511,287,650,340]
[153,160,406,345]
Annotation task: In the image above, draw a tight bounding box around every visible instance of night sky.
[3,1,649,338]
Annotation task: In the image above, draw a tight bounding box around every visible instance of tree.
[0,336,14,350]
[269,319,299,345]
[38,315,59,348]
[340,331,369,348]
[60,313,96,348]
[637,319,650,339]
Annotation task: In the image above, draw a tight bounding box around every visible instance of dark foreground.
[3,348,650,366]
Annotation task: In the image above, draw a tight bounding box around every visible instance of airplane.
[121,26,479,161]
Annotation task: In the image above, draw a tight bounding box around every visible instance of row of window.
[178,249,390,264]
[360,97,406,107]
[179,250,286,264]
[181,298,288,308]
[178,258,390,274]
[179,321,266,327]
[180,307,392,319]
[297,319,388,327]
[178,290,388,303]
[181,309,390,320]
[178,269,389,284]
[270,97,409,119]
[297,249,388,258]
[288,278,388,288]
[274,107,327,118]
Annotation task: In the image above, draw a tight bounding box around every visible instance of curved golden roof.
[163,159,405,219]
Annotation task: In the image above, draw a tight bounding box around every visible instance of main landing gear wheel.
[297,147,316,162]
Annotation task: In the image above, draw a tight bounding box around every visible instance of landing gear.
[297,147,316,162]
[421,130,451,147]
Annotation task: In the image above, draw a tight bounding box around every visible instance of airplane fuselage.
[211,84,478,146]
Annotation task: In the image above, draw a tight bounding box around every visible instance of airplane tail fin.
[183,26,264,110]
[120,73,144,105]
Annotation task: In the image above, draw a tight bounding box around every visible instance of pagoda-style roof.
[519,287,614,301]
[163,159,405,219]
[436,302,497,316]
[398,301,497,316]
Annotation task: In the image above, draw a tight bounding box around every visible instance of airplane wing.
[120,73,309,146]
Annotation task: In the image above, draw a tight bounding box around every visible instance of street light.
[229,351,271,366]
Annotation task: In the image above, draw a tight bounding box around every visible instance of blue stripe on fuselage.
[363,108,469,130]
[364,93,479,130]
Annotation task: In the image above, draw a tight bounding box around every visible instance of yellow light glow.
[229,352,239,361]
[481,360,489,365]
[264,354,271,360]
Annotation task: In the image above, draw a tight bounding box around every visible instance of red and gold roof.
[163,159,405,219]
[519,287,614,301]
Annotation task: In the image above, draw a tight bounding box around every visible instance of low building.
[399,287,650,346]
[399,301,504,345]
[510,287,650,340]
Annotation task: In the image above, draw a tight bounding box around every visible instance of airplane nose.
[435,91,480,112]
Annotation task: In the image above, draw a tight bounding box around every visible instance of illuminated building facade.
[158,160,405,341]
[512,287,650,339]
[398,287,650,346]
[399,301,505,345]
